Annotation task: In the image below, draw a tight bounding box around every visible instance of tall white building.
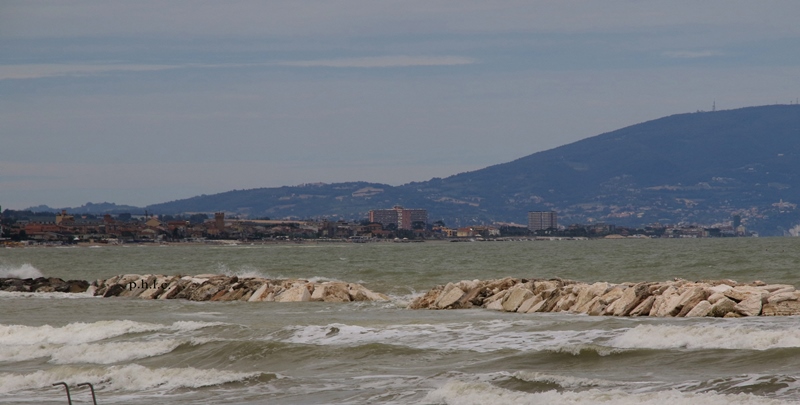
[369,206,428,230]
[528,211,557,231]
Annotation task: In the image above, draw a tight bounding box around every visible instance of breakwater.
[408,278,800,317]
[0,274,389,302]
[5,275,800,316]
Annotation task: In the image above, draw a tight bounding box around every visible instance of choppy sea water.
[1,238,800,404]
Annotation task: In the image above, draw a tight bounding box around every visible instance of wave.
[280,321,619,354]
[0,320,224,346]
[610,324,800,351]
[0,263,45,279]
[279,319,800,356]
[674,374,800,398]
[0,364,270,394]
[0,339,188,364]
[0,290,98,299]
[511,371,800,398]
[425,379,799,405]
[51,339,188,364]
[512,371,624,389]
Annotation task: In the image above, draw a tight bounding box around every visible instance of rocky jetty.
[0,277,90,293]
[0,275,389,303]
[408,278,800,317]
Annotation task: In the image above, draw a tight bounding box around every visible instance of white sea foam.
[513,371,624,389]
[0,339,186,364]
[0,290,98,299]
[0,263,45,279]
[216,262,271,279]
[673,373,800,398]
[425,380,797,405]
[282,321,614,353]
[0,364,262,394]
[49,339,186,364]
[609,324,800,351]
[0,320,223,346]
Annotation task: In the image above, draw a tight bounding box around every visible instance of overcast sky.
[2,1,799,210]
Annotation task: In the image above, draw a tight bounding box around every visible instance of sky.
[2,1,800,210]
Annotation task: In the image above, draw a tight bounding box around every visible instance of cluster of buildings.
[1,203,753,246]
[368,206,428,230]
[0,207,434,245]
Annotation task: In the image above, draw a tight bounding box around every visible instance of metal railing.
[53,382,98,405]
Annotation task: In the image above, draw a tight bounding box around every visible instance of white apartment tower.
[528,211,557,231]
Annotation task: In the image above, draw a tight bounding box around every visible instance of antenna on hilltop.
[712,100,716,112]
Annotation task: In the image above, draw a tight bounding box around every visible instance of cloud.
[662,50,725,59]
[0,63,179,80]
[276,55,477,68]
[0,56,476,81]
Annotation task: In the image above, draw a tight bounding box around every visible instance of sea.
[2,237,800,404]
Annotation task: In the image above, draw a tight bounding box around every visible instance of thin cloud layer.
[0,64,180,80]
[277,56,476,68]
[662,50,725,59]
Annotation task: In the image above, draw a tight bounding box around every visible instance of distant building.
[215,212,225,231]
[528,211,557,232]
[55,210,74,225]
[369,206,428,230]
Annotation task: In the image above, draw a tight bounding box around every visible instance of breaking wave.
[425,379,799,405]
[0,320,224,346]
[0,364,269,394]
[0,263,45,279]
[281,321,618,353]
[609,324,800,351]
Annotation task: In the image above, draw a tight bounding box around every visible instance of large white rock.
[553,293,578,312]
[310,283,350,302]
[526,298,549,313]
[651,286,681,317]
[708,284,733,294]
[485,300,504,311]
[762,284,795,293]
[675,287,708,317]
[767,291,800,304]
[275,284,311,302]
[629,295,656,316]
[517,295,542,313]
[310,284,326,301]
[707,292,726,304]
[436,287,466,309]
[248,283,271,302]
[734,295,763,316]
[159,279,183,300]
[502,287,533,312]
[708,297,737,317]
[608,283,650,316]
[349,284,389,302]
[456,280,481,293]
[483,289,510,306]
[533,280,559,295]
[685,300,713,317]
[763,300,800,316]
[138,276,174,299]
[573,282,609,312]
[724,286,767,302]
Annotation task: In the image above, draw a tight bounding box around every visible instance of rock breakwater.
[408,278,800,317]
[0,275,389,303]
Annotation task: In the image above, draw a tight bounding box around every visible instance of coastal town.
[1,204,753,247]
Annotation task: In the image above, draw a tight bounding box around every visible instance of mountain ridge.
[24,105,800,235]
